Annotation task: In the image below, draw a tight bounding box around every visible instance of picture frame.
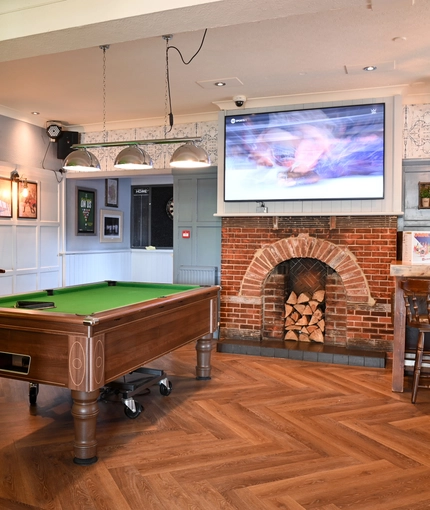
[105,178,119,207]
[76,187,96,235]
[100,209,123,243]
[0,178,12,218]
[17,181,37,219]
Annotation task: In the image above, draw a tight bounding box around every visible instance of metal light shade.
[170,142,211,168]
[114,146,153,169]
[62,149,101,171]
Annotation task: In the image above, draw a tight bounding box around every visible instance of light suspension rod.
[71,137,202,150]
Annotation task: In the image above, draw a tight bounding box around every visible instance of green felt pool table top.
[0,281,200,315]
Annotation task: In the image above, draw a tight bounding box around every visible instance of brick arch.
[240,234,374,305]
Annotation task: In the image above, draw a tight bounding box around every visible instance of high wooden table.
[390,262,430,392]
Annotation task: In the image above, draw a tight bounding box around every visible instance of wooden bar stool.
[401,279,430,403]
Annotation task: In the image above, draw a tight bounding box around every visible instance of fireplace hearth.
[217,338,386,368]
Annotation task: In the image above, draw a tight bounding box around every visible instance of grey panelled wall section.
[172,167,221,285]
[400,159,430,231]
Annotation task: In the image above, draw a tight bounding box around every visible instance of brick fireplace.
[218,215,397,362]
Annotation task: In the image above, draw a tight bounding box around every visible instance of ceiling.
[0,0,428,131]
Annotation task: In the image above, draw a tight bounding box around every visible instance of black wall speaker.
[56,131,80,160]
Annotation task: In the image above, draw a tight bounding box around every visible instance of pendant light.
[163,33,211,169]
[114,145,153,169]
[62,45,111,172]
[63,34,210,169]
[170,141,210,168]
[62,148,101,171]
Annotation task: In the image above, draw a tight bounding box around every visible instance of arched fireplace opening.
[262,258,347,345]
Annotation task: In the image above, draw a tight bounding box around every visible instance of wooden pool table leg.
[71,389,99,465]
[196,334,213,380]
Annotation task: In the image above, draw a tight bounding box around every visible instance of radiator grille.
[177,266,217,285]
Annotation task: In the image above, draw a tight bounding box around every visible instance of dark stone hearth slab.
[216,339,386,368]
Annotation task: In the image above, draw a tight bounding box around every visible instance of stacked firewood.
[284,290,325,343]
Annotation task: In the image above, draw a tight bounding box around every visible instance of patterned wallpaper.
[81,120,219,171]
[80,103,430,170]
[403,104,430,159]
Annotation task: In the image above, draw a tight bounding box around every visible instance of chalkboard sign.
[77,187,96,235]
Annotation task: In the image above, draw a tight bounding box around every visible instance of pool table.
[0,281,219,464]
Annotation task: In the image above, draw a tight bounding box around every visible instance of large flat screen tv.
[223,103,385,202]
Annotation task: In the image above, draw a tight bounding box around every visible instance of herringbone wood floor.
[0,344,430,510]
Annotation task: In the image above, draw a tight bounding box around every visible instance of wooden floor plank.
[268,494,308,510]
[1,344,430,509]
[182,480,237,510]
[343,420,430,467]
[109,465,166,510]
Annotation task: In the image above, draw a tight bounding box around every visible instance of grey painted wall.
[0,115,60,170]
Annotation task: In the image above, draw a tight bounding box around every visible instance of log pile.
[284,290,325,343]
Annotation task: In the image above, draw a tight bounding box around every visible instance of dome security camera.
[233,95,246,107]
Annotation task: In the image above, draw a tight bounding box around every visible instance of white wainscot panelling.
[131,250,173,283]
[0,275,14,296]
[15,273,38,293]
[0,225,14,269]
[63,250,132,286]
[40,226,60,268]
[16,226,37,269]
[39,271,61,290]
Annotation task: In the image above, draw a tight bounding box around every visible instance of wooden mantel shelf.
[390,261,430,278]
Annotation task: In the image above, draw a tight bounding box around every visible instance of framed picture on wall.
[105,178,119,207]
[77,187,96,235]
[0,178,12,218]
[17,181,37,219]
[100,209,123,243]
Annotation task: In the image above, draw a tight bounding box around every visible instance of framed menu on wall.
[76,187,96,235]
[105,178,119,207]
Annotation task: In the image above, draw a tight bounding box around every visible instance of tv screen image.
[224,103,385,202]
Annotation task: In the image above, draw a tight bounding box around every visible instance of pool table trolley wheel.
[100,367,172,419]
[159,380,172,396]
[123,399,143,419]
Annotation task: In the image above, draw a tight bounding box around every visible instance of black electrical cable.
[165,29,207,134]
[168,29,208,66]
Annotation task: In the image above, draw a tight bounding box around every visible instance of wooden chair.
[401,279,430,403]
